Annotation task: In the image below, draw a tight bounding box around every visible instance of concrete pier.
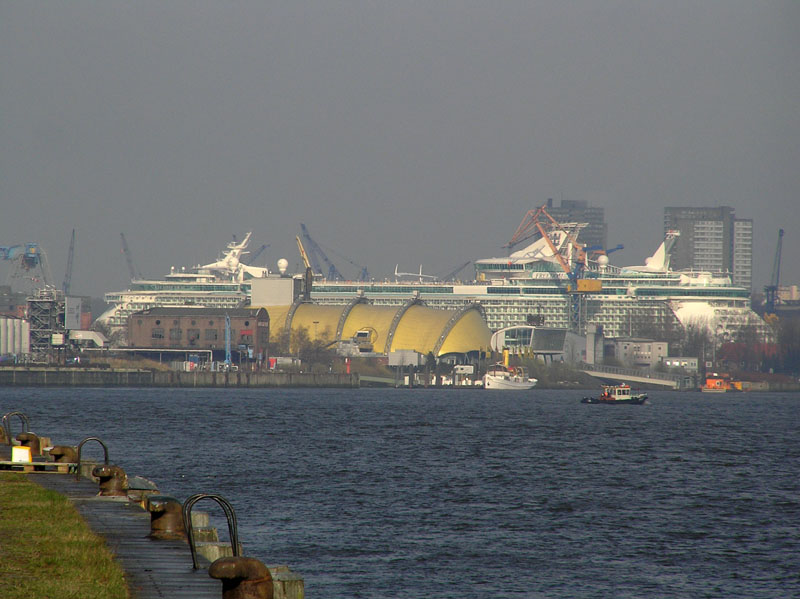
[1,440,304,599]
[0,366,359,388]
[28,473,224,598]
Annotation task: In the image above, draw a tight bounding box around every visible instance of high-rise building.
[664,206,752,290]
[545,198,607,249]
[732,219,753,291]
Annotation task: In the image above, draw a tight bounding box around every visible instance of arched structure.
[261,299,491,357]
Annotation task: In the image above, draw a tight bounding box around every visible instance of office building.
[664,206,752,290]
[545,198,607,249]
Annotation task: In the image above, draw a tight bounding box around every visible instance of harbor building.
[664,206,753,290]
[249,280,493,359]
[127,307,270,359]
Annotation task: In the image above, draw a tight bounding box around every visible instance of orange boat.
[702,374,736,393]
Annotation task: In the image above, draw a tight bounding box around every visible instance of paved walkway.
[22,469,222,599]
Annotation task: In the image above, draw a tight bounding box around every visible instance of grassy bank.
[0,473,129,599]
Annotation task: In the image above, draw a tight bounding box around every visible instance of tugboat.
[581,384,647,404]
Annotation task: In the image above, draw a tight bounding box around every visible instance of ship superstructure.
[98,211,770,344]
[98,233,269,336]
[309,207,769,342]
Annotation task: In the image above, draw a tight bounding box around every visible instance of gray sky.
[2,1,798,299]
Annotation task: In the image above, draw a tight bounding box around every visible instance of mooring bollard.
[16,432,41,456]
[49,445,78,463]
[208,556,273,599]
[92,464,129,497]
[146,495,187,540]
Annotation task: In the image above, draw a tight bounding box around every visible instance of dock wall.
[0,367,359,388]
[153,370,359,388]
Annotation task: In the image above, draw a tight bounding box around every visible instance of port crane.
[241,243,269,265]
[321,244,370,281]
[300,224,344,280]
[62,229,75,295]
[120,233,141,280]
[437,261,472,282]
[505,204,605,330]
[0,241,52,288]
[764,229,784,315]
[300,224,370,281]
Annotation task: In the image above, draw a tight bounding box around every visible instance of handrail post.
[76,436,110,480]
[1,411,29,446]
[182,493,240,569]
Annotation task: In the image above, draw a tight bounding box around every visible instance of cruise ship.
[99,210,770,344]
[309,207,770,342]
[98,233,270,336]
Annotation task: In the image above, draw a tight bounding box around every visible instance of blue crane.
[764,229,784,314]
[62,229,75,294]
[224,313,232,367]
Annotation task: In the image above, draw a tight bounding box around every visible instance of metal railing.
[182,493,240,570]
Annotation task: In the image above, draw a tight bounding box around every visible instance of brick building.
[127,307,269,359]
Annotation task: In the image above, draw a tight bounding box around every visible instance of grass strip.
[0,472,129,599]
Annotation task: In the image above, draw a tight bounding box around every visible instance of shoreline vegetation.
[0,473,129,599]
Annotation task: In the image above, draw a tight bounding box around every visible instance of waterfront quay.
[0,366,358,388]
[0,424,303,599]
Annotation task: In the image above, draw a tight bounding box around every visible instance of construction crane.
[62,229,75,295]
[295,235,315,300]
[0,242,52,288]
[120,233,141,280]
[242,243,269,265]
[764,229,784,314]
[300,224,345,281]
[319,243,370,281]
[438,261,472,282]
[300,224,370,281]
[505,205,602,330]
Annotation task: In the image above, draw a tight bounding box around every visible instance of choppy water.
[3,387,799,598]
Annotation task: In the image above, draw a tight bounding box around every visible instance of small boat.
[581,384,647,404]
[701,373,736,393]
[483,363,537,390]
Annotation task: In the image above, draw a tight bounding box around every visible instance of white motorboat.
[483,363,537,390]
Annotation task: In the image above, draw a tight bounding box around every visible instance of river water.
[3,387,799,598]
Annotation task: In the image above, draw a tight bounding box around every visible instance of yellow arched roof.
[437,307,492,355]
[256,301,491,356]
[291,304,343,342]
[340,304,398,353]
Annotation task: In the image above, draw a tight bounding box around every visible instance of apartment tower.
[664,206,752,290]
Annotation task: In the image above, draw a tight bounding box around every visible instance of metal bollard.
[92,464,129,497]
[50,445,78,463]
[16,432,41,456]
[209,556,273,599]
[146,495,187,540]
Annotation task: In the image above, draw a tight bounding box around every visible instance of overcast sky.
[2,1,798,299]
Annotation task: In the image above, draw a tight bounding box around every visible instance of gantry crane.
[764,229,784,315]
